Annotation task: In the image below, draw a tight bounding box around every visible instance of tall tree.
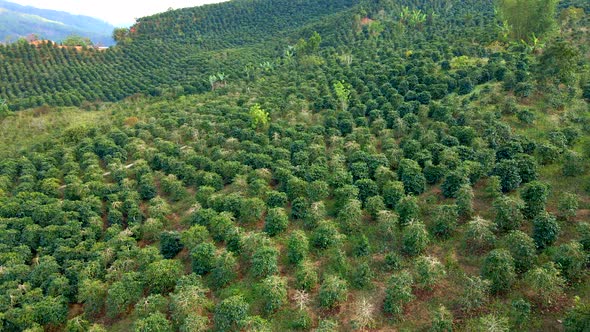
[496,0,558,41]
[112,27,131,45]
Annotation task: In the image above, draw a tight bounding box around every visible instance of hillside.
[0,0,114,45]
[0,0,590,331]
[132,0,359,48]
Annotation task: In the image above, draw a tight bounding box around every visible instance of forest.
[0,0,590,331]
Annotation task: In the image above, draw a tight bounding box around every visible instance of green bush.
[145,260,183,294]
[430,305,453,332]
[180,225,210,251]
[515,153,538,183]
[553,241,587,282]
[456,184,474,218]
[160,174,186,201]
[239,197,266,223]
[106,273,143,318]
[564,297,590,332]
[365,195,385,219]
[493,196,524,232]
[382,181,405,208]
[134,312,172,332]
[398,159,426,195]
[537,143,560,165]
[318,275,348,309]
[355,178,378,203]
[211,251,237,289]
[307,180,329,202]
[312,220,342,250]
[383,271,414,318]
[264,207,289,236]
[291,197,310,221]
[481,249,516,294]
[563,150,585,177]
[396,195,420,227]
[337,199,363,234]
[510,298,531,329]
[431,205,458,239]
[441,171,468,198]
[402,222,430,256]
[413,256,446,290]
[351,260,373,289]
[191,242,216,275]
[502,231,536,273]
[520,181,549,219]
[463,217,496,253]
[517,109,536,124]
[558,192,579,221]
[578,222,590,251]
[352,234,370,257]
[377,210,399,242]
[250,245,279,278]
[460,276,490,312]
[134,294,169,319]
[160,231,183,259]
[260,276,287,314]
[287,230,309,265]
[214,296,249,332]
[295,261,318,291]
[485,176,502,199]
[384,252,403,272]
[523,263,565,306]
[266,191,288,208]
[532,211,560,249]
[494,159,522,192]
[316,319,339,332]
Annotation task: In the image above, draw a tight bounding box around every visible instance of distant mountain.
[0,0,114,45]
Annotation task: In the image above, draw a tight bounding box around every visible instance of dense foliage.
[0,0,589,330]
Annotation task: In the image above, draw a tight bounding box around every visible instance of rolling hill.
[0,0,114,45]
[0,0,589,331]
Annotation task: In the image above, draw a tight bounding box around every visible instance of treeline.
[133,0,359,48]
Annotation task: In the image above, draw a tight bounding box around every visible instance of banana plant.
[259,61,274,73]
[339,52,353,66]
[400,7,426,28]
[499,20,510,41]
[283,46,295,64]
[209,73,228,90]
[410,9,427,27]
[0,98,10,116]
[208,75,218,91]
[217,72,228,84]
[244,64,256,81]
[520,33,543,54]
[400,6,411,24]
[529,33,544,53]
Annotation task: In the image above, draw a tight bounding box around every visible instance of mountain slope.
[0,0,589,331]
[0,0,114,45]
[133,0,359,49]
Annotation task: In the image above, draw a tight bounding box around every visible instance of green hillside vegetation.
[133,0,359,48]
[0,0,114,45]
[0,0,590,330]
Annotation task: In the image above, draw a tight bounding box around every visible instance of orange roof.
[361,17,375,26]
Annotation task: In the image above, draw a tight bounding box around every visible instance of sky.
[9,0,227,26]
